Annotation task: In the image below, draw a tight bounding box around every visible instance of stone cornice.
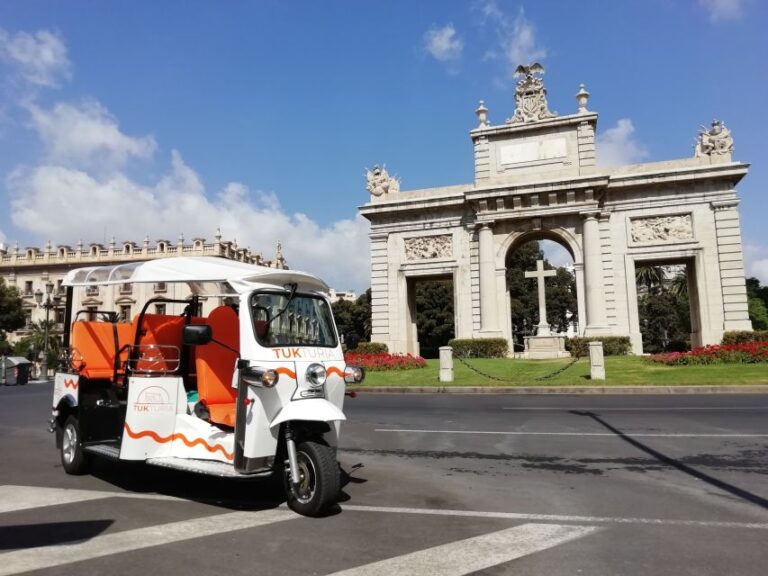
[606,161,749,190]
[469,112,598,140]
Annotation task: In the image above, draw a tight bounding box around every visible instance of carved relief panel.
[404,235,453,261]
[630,214,693,243]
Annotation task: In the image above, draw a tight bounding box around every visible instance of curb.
[354,385,768,395]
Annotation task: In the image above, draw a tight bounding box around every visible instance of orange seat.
[71,321,133,380]
[132,314,186,373]
[195,306,239,427]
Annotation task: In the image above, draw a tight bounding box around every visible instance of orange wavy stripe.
[275,367,296,380]
[326,366,344,378]
[123,422,233,461]
[64,379,78,390]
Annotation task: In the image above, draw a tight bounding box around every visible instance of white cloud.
[0,28,71,88]
[424,24,464,63]
[744,242,768,284]
[479,2,546,76]
[699,0,745,22]
[7,151,371,291]
[597,118,649,167]
[26,100,157,170]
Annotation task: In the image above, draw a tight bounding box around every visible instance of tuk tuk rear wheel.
[61,416,90,475]
[284,439,339,517]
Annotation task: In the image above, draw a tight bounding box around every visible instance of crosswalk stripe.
[326,523,599,576]
[0,485,177,514]
[0,509,297,576]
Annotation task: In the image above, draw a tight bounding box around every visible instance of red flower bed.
[344,352,427,371]
[647,341,768,366]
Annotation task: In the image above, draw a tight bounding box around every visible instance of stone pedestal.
[439,346,454,382]
[524,335,570,359]
[589,341,605,380]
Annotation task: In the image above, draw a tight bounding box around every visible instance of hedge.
[353,341,389,354]
[566,336,631,358]
[722,331,768,345]
[448,338,508,358]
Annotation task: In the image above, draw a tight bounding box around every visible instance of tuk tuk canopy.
[61,256,330,296]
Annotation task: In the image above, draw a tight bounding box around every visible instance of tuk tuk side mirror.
[183,324,212,346]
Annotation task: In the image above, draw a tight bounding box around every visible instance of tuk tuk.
[49,256,364,516]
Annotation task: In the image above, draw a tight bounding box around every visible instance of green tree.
[14,320,61,368]
[748,297,768,330]
[0,279,25,338]
[635,265,666,295]
[415,280,455,358]
[331,289,372,349]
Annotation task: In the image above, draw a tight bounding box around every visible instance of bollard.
[439,346,454,383]
[588,341,605,380]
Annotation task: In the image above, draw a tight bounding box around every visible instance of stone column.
[582,212,608,335]
[478,224,499,333]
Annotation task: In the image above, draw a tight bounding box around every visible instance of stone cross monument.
[525,259,556,336]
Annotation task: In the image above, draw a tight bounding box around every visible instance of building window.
[56,279,64,294]
[158,242,166,253]
[123,244,133,255]
[155,303,166,315]
[24,281,33,295]
[154,282,167,293]
[24,310,32,327]
[120,283,132,294]
[85,286,99,296]
[119,305,131,323]
[55,308,65,327]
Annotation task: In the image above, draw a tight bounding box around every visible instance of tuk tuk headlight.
[306,363,327,388]
[242,367,279,388]
[344,365,365,384]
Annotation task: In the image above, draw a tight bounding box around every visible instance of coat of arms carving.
[506,63,557,124]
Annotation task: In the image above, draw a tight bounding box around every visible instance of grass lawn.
[359,356,768,387]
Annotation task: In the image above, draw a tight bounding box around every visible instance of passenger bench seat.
[195,306,239,427]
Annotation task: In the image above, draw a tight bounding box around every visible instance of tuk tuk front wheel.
[284,439,340,517]
[61,416,90,475]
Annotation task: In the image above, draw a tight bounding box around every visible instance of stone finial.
[109,236,116,249]
[366,165,400,198]
[76,239,83,251]
[475,100,489,128]
[506,63,557,124]
[576,83,590,113]
[46,240,53,254]
[694,119,733,158]
[215,227,222,243]
[178,232,184,246]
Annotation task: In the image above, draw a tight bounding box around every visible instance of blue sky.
[0,0,766,291]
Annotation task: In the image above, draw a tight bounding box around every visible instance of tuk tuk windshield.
[250,291,337,347]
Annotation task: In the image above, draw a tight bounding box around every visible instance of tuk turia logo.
[134,386,174,413]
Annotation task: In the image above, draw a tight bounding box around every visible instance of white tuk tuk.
[49,256,364,516]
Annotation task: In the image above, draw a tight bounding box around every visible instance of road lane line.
[0,485,179,514]
[325,523,599,576]
[0,508,297,576]
[340,504,768,530]
[502,407,768,411]
[375,429,768,438]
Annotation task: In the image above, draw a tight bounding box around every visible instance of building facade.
[0,230,287,344]
[359,66,752,355]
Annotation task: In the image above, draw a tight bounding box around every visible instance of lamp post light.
[34,280,60,381]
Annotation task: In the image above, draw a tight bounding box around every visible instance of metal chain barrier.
[454,354,580,383]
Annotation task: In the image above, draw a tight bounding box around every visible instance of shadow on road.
[571,410,768,511]
[0,519,114,550]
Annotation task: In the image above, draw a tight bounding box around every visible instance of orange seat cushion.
[71,321,133,380]
[195,306,239,426]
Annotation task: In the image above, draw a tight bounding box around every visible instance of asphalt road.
[1,383,767,575]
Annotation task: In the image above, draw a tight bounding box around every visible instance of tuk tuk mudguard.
[52,373,80,447]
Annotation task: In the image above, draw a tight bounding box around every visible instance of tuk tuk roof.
[61,257,330,295]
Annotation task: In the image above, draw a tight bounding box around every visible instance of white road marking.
[0,508,297,576]
[341,503,768,530]
[325,523,599,576]
[503,407,768,411]
[0,485,178,514]
[375,428,768,438]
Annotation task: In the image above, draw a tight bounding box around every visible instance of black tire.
[284,439,340,517]
[61,416,90,475]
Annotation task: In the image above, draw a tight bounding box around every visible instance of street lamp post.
[34,280,60,381]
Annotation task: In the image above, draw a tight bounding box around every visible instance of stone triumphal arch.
[359,66,752,355]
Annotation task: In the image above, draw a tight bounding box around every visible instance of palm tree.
[636,265,665,295]
[669,270,688,298]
